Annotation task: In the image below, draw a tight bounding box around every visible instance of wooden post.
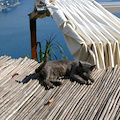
[29,18,38,60]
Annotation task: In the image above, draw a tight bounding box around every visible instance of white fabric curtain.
[35,0,120,69]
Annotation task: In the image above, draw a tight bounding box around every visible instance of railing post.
[29,17,38,60]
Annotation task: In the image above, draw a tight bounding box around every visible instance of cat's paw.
[47,85,54,90]
[86,80,92,85]
[50,80,62,86]
[44,81,55,90]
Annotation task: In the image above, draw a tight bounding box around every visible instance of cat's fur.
[35,56,95,89]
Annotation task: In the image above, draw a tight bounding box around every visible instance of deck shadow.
[15,73,39,84]
[15,73,63,90]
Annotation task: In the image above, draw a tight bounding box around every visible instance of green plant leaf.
[36,34,68,62]
[50,46,58,60]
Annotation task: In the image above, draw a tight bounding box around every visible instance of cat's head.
[77,61,96,75]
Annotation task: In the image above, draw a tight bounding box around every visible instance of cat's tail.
[35,54,48,73]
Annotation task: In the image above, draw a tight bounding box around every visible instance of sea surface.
[0,0,120,60]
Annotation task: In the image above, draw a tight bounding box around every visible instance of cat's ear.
[79,61,83,67]
[90,65,96,71]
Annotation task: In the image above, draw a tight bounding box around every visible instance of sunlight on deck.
[0,56,119,120]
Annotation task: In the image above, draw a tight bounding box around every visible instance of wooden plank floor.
[0,56,119,120]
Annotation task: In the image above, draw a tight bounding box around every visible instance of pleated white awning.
[34,0,120,69]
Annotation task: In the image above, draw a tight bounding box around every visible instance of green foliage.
[24,55,29,58]
[36,35,67,62]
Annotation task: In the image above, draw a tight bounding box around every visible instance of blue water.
[0,0,120,60]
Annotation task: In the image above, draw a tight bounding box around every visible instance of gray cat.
[35,56,95,89]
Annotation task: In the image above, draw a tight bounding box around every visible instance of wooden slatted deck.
[0,56,120,120]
